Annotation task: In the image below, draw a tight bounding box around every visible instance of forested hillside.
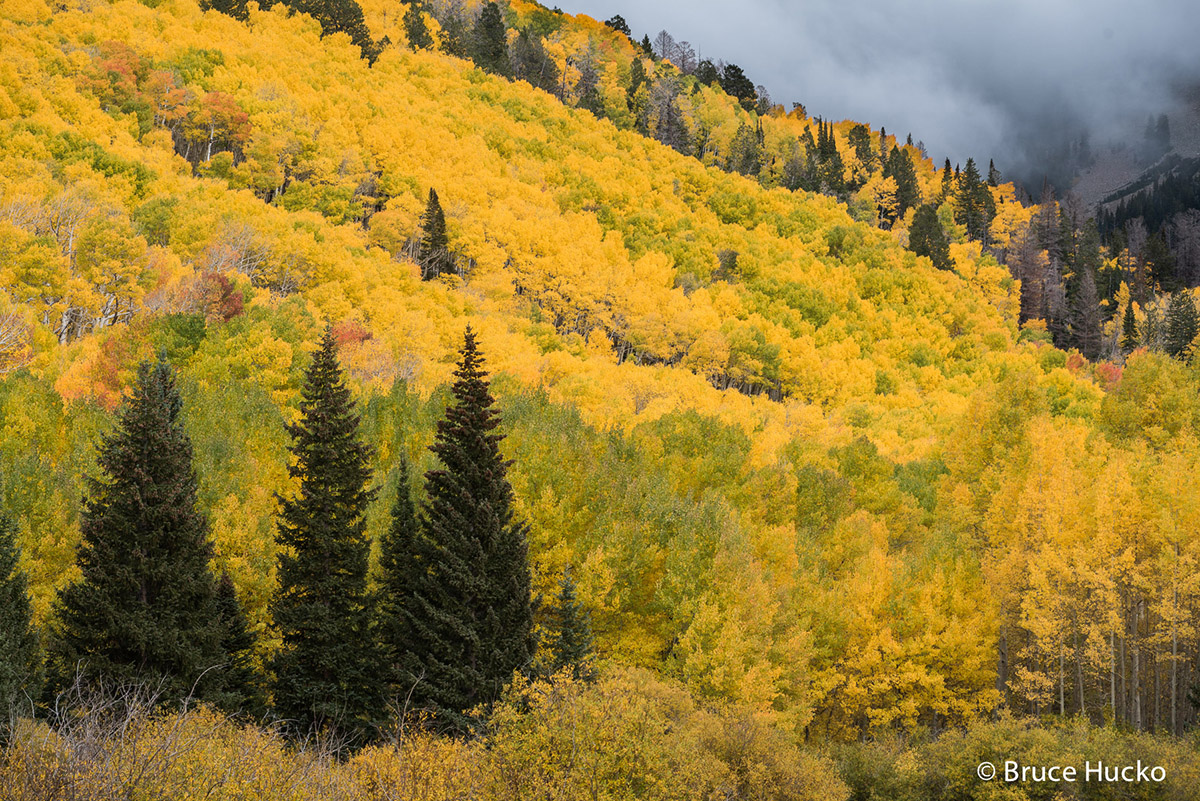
[2,0,1200,796]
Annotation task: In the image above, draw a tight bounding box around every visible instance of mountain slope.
[2,0,1196,740]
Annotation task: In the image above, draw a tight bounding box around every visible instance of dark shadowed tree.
[1121,296,1140,355]
[471,1,511,77]
[50,359,232,709]
[418,188,452,280]
[280,0,379,63]
[400,327,534,732]
[0,514,39,722]
[719,63,757,111]
[375,457,420,700]
[403,1,433,50]
[545,568,594,681]
[1165,290,1198,359]
[908,204,952,271]
[270,330,382,740]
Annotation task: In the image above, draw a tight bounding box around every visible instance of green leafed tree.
[908,204,952,271]
[403,327,534,731]
[0,514,40,721]
[954,157,995,243]
[545,568,594,680]
[418,188,451,280]
[375,457,420,699]
[270,329,383,740]
[884,146,920,222]
[214,571,264,717]
[471,1,511,77]
[203,0,249,22]
[50,359,231,708]
[1165,291,1199,360]
[403,2,433,50]
[1121,297,1140,355]
[281,0,379,63]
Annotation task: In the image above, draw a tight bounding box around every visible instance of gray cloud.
[560,0,1200,188]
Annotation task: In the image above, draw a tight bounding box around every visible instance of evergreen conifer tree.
[0,514,40,720]
[940,158,954,202]
[1121,297,1140,354]
[282,0,379,63]
[375,457,421,697]
[51,359,231,708]
[203,0,249,21]
[908,204,952,271]
[471,2,510,77]
[546,568,594,680]
[627,56,647,109]
[418,188,450,280]
[884,146,920,221]
[402,327,534,731]
[270,329,382,739]
[403,1,433,50]
[954,158,995,243]
[1165,291,1199,359]
[214,571,264,717]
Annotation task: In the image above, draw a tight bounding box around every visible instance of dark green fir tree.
[883,146,920,223]
[1164,291,1199,360]
[954,158,995,243]
[1121,297,1140,355]
[627,55,647,109]
[418,188,450,280]
[203,0,249,21]
[214,571,264,717]
[546,568,594,681]
[471,1,511,77]
[0,514,40,720]
[402,327,534,731]
[270,329,382,740]
[403,1,433,50]
[282,0,379,63]
[50,359,230,708]
[908,204,952,271]
[375,457,420,699]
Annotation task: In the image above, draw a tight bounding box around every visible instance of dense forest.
[2,0,1200,797]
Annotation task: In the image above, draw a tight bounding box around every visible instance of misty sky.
[559,0,1200,184]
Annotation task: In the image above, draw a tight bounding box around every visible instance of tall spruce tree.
[214,571,264,717]
[402,327,534,731]
[1165,291,1199,359]
[418,188,450,280]
[403,1,433,50]
[1121,297,1140,354]
[954,158,995,243]
[270,329,382,739]
[0,514,40,719]
[908,204,952,271]
[546,568,594,681]
[51,359,231,708]
[375,457,420,698]
[884,146,920,221]
[281,0,379,63]
[471,1,510,77]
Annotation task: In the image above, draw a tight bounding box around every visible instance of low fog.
[561,0,1200,191]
